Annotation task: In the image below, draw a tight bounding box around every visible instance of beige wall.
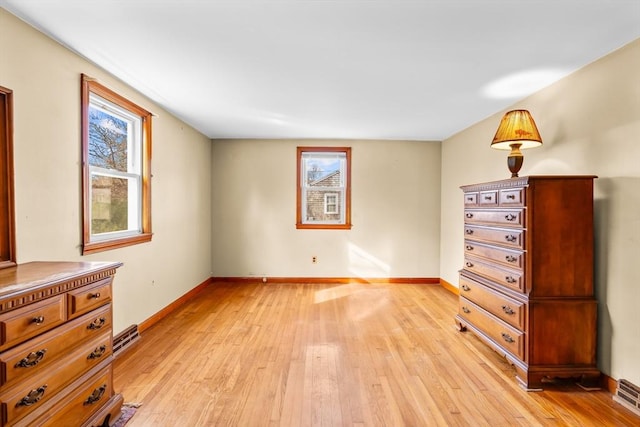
[211,139,441,279]
[440,39,640,384]
[0,9,213,334]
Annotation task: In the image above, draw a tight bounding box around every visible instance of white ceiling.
[2,1,639,140]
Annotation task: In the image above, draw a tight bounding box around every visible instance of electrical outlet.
[312,256,317,264]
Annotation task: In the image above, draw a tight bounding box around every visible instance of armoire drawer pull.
[502,305,515,315]
[465,229,474,235]
[501,333,515,343]
[461,284,471,292]
[88,345,107,360]
[465,213,474,218]
[506,194,516,199]
[466,245,473,251]
[87,317,106,330]
[32,315,45,325]
[16,385,48,407]
[505,255,517,263]
[462,306,470,314]
[84,384,107,406]
[505,235,517,242]
[484,195,493,201]
[15,349,47,368]
[88,292,101,299]
[505,214,517,221]
[505,276,517,284]
[465,262,474,268]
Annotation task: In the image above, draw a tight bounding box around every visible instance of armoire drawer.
[458,297,524,360]
[36,364,114,427]
[0,304,112,390]
[464,209,524,227]
[499,188,525,206]
[463,225,525,249]
[463,256,524,293]
[464,240,524,270]
[459,276,525,329]
[68,278,112,319]
[0,295,66,352]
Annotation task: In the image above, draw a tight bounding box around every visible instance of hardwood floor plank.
[114,282,640,426]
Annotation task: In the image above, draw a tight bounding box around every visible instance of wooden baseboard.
[138,276,213,333]
[213,277,440,285]
[603,373,618,394]
[439,278,459,295]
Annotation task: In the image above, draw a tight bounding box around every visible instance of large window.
[81,75,152,254]
[0,86,16,269]
[296,147,351,229]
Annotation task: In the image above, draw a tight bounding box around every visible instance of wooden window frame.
[81,75,152,254]
[0,86,16,269]
[296,146,352,230]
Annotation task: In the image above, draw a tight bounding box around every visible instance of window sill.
[296,223,352,230]
[83,233,153,255]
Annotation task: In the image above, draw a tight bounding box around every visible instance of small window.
[324,193,339,214]
[81,75,152,254]
[296,147,351,229]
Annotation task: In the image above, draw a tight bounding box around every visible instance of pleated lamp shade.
[490,110,543,177]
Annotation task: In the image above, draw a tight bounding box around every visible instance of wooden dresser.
[455,176,600,390]
[0,261,123,426]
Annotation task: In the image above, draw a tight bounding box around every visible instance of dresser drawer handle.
[32,315,45,325]
[465,229,473,235]
[466,196,474,202]
[501,333,515,343]
[461,284,471,292]
[504,235,517,242]
[505,276,517,284]
[84,384,107,406]
[465,262,474,268]
[465,245,473,251]
[465,213,474,219]
[505,214,517,221]
[16,385,48,407]
[506,194,516,200]
[88,292,101,299]
[15,349,47,368]
[505,255,517,263]
[88,345,107,360]
[461,306,470,314]
[502,305,515,315]
[484,195,493,201]
[87,317,106,330]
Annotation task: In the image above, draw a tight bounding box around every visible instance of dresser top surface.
[0,261,122,298]
[460,175,597,192]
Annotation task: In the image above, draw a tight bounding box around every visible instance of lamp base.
[507,144,524,178]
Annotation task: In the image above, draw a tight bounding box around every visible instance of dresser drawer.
[0,332,112,425]
[459,297,524,360]
[478,190,498,206]
[459,276,525,329]
[464,192,478,206]
[499,188,525,206]
[464,225,524,249]
[0,304,112,390]
[68,278,112,319]
[464,240,524,270]
[463,256,524,293]
[0,295,66,352]
[464,209,524,227]
[37,364,114,427]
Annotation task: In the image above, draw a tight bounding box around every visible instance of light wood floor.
[113,281,639,426]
